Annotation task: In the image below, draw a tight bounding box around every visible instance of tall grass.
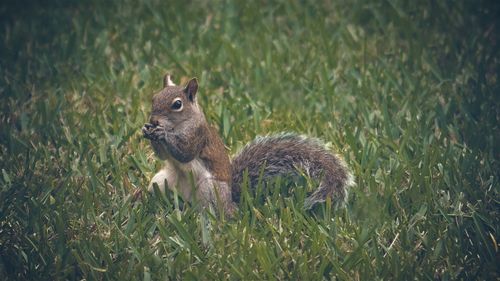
[0,0,498,279]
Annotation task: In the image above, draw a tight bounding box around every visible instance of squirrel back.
[231,133,354,209]
[143,74,353,214]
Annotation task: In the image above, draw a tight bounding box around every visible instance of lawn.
[0,0,498,280]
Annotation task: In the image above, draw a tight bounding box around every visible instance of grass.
[0,0,499,279]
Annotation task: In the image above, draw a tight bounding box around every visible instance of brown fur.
[199,126,232,183]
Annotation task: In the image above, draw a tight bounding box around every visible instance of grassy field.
[1,0,499,280]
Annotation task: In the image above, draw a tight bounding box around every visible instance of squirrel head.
[149,74,204,130]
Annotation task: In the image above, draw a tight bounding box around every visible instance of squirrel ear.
[184,78,198,102]
[163,74,175,88]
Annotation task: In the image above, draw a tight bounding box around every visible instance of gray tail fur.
[231,133,354,209]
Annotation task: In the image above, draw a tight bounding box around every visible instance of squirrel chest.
[149,157,214,201]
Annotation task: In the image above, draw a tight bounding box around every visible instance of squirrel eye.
[171,99,183,111]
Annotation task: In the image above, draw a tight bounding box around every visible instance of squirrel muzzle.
[149,115,160,127]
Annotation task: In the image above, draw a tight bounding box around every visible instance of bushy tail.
[231,133,354,209]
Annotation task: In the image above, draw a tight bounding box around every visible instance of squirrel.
[142,74,354,216]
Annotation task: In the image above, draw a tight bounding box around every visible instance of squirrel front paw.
[142,123,165,141]
[143,123,170,160]
[142,123,155,139]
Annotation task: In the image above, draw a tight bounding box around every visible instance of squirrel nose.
[149,116,159,126]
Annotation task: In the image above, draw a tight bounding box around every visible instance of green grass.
[1,0,499,279]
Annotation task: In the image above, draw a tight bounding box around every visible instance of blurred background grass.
[0,0,499,279]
